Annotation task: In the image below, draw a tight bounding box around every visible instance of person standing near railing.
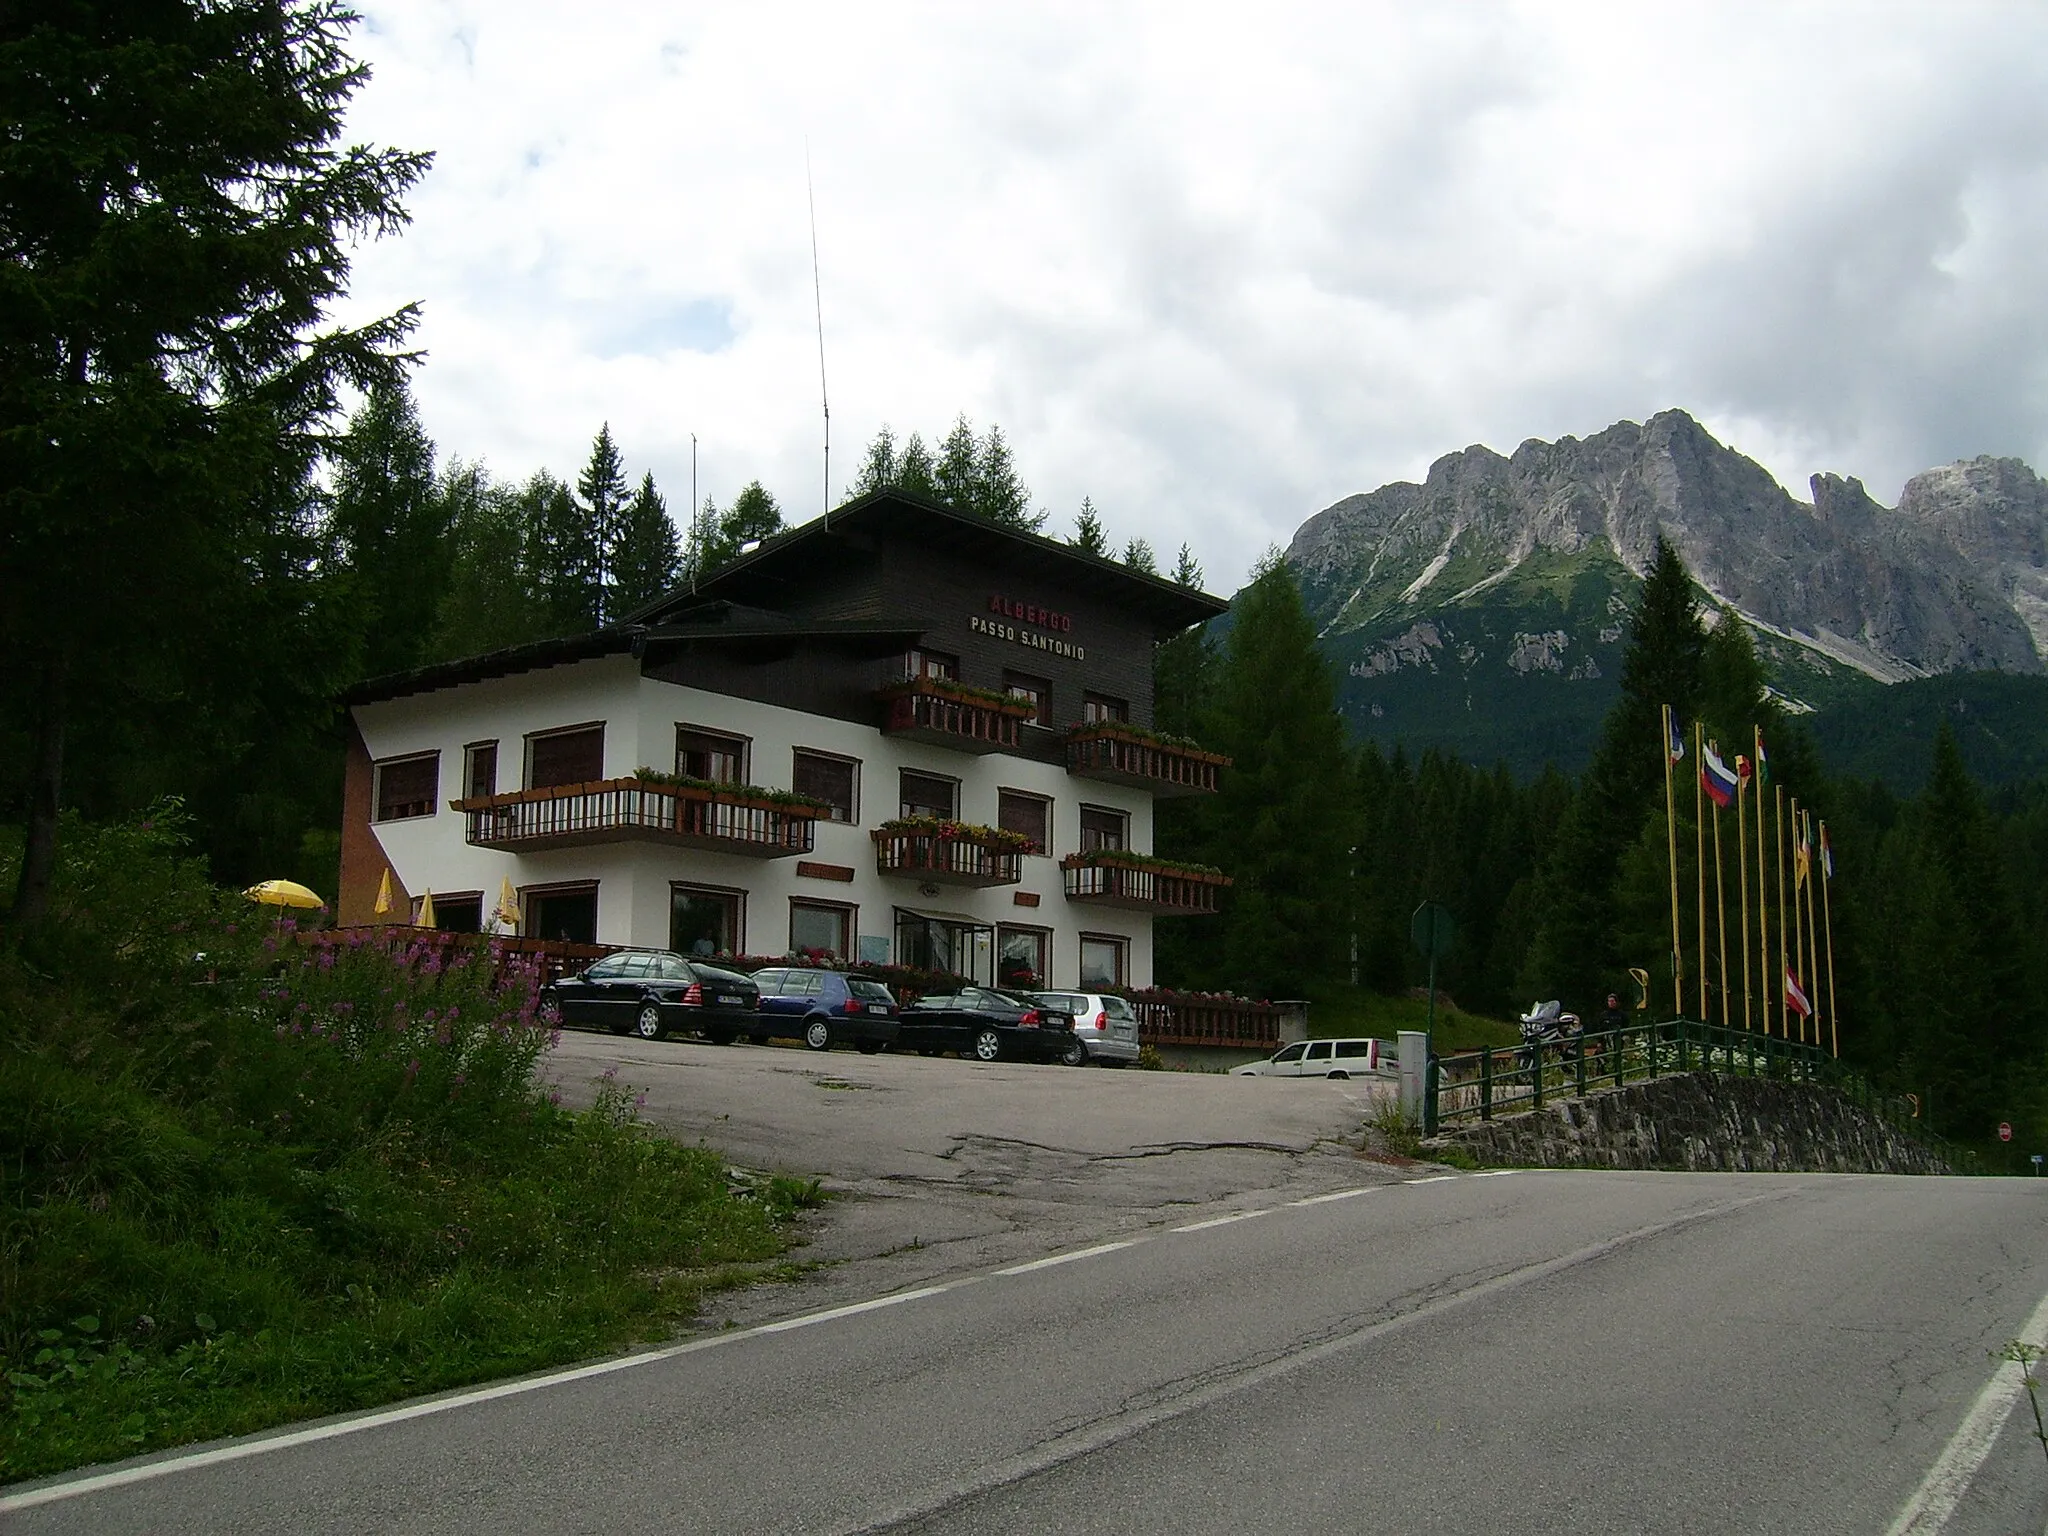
[1595,992,1625,1062]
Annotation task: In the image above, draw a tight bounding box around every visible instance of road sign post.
[1410,902,1455,1136]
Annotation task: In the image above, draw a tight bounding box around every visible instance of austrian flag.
[1700,744,1739,808]
[1784,967,1813,1018]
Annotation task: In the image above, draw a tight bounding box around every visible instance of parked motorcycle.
[1518,999,1582,1067]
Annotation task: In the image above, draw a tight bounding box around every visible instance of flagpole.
[1713,785,1730,1030]
[1775,782,1789,1042]
[1663,704,1684,1019]
[1790,796,1808,1045]
[1755,728,1771,1035]
[1803,809,1823,1051]
[1821,822,1840,1059]
[1737,774,1753,1032]
[1694,721,1708,1021]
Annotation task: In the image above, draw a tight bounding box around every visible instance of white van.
[1233,1038,1391,1079]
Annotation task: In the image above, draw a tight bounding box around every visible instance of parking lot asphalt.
[544,1029,1403,1323]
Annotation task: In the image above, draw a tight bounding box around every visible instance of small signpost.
[2032,1154,2043,1177]
[1999,1122,2014,1143]
[1410,902,1455,1045]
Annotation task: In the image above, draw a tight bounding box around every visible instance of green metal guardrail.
[1425,1017,1977,1172]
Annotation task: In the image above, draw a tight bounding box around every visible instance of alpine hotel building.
[338,490,1231,992]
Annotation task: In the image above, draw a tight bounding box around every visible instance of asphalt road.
[10,1169,2048,1534]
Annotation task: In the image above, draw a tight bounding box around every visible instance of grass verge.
[2,810,809,1484]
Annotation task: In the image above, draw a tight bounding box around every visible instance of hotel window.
[374,752,439,822]
[527,724,604,789]
[1083,693,1129,724]
[792,749,858,822]
[997,789,1051,855]
[1079,933,1129,989]
[790,900,854,959]
[1002,670,1051,726]
[428,893,484,934]
[671,883,743,958]
[1080,804,1128,853]
[906,647,958,683]
[899,770,958,821]
[997,925,1049,990]
[676,724,747,783]
[524,883,599,945]
[463,741,498,800]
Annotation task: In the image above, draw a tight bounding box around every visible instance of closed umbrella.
[244,880,324,910]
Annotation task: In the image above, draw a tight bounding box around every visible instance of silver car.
[1032,991,1142,1065]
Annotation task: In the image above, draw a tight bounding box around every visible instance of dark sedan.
[541,950,761,1042]
[896,986,1080,1064]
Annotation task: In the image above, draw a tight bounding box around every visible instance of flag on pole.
[1794,813,1812,889]
[1701,743,1739,808]
[1667,711,1687,763]
[374,868,393,916]
[1736,754,1753,788]
[1754,731,1770,787]
[1820,822,1834,880]
[1784,967,1812,1017]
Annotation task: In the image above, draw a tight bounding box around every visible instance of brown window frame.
[521,881,600,945]
[373,751,440,823]
[675,723,749,784]
[905,647,958,682]
[526,722,606,790]
[792,748,859,823]
[789,899,856,961]
[1083,692,1129,724]
[996,788,1052,855]
[997,924,1051,990]
[1002,670,1052,727]
[899,769,959,821]
[1079,803,1129,853]
[1078,932,1129,989]
[463,740,498,800]
[670,881,746,959]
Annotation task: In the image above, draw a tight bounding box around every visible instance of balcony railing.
[1119,989,1306,1050]
[452,777,819,858]
[873,821,1024,887]
[1065,726,1228,797]
[1061,852,1230,913]
[877,678,1034,754]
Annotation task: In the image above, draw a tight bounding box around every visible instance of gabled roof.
[344,629,637,707]
[629,487,1227,636]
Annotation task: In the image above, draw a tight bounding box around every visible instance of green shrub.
[0,810,799,1481]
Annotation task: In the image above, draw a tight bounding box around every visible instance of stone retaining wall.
[1422,1073,1952,1174]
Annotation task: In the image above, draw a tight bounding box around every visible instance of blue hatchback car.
[749,967,902,1053]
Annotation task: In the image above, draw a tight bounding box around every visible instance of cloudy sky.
[338,2,2048,593]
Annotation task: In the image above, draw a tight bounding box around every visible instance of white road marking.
[1468,1170,1519,1179]
[994,1240,1140,1276]
[756,1284,957,1333]
[1884,1284,2048,1536]
[1405,1174,1460,1185]
[1289,1187,1374,1206]
[1173,1210,1269,1233]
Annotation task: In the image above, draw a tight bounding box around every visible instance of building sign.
[987,594,1073,632]
[971,608,1086,660]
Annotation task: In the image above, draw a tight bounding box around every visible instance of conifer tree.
[1071,497,1109,556]
[578,423,630,609]
[1122,538,1158,576]
[519,469,598,635]
[1172,543,1204,589]
[973,423,1042,530]
[609,472,680,616]
[694,480,784,576]
[433,464,543,659]
[850,425,898,497]
[329,378,453,678]
[895,433,937,498]
[934,416,980,510]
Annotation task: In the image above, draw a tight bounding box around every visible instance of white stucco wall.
[352,660,1161,988]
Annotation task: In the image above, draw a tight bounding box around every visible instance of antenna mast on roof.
[806,143,830,521]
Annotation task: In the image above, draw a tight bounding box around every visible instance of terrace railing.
[877,678,1034,754]
[872,825,1023,887]
[1065,726,1228,797]
[1061,853,1230,914]
[1119,989,1305,1049]
[453,777,820,858]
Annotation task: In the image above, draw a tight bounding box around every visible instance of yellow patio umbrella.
[417,888,436,928]
[244,879,324,910]
[374,868,394,917]
[491,876,521,933]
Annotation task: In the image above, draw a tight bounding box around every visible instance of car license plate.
[867,1004,889,1014]
[716,994,743,1006]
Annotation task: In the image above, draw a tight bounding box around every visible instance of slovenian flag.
[1701,743,1738,808]
[1820,822,1834,880]
[1784,967,1813,1017]
[1667,711,1686,764]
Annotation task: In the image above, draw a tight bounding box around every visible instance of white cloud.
[337,1,2048,591]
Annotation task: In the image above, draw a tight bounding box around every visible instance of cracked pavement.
[544,1028,1404,1322]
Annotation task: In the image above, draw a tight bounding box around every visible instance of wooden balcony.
[452,777,819,858]
[873,823,1024,887]
[877,678,1034,754]
[1065,726,1228,797]
[1061,852,1231,913]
